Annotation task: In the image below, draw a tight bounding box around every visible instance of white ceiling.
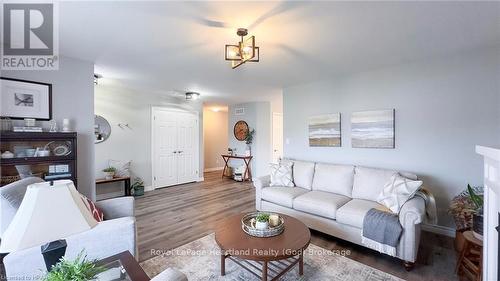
[59,1,500,105]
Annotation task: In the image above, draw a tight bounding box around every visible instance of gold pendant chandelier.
[224,28,260,69]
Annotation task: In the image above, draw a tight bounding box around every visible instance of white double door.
[152,108,199,189]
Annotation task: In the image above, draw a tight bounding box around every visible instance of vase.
[472,214,483,240]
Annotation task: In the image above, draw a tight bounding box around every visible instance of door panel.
[153,111,178,188]
[177,113,198,184]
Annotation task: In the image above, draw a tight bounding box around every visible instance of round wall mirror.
[95,115,111,144]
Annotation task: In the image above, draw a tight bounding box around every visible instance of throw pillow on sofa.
[377,173,423,213]
[79,194,104,222]
[269,162,294,187]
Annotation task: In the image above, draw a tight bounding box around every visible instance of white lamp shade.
[0,180,98,253]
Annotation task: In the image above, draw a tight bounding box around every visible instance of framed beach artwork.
[308,113,341,147]
[351,109,395,149]
[0,77,52,120]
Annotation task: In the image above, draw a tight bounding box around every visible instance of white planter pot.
[104,172,115,180]
[255,221,268,230]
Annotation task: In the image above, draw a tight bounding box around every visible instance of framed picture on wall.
[308,113,341,147]
[351,109,395,148]
[0,77,52,120]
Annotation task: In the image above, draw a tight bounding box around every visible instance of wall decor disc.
[234,120,249,141]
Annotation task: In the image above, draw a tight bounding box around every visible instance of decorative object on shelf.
[130,177,145,196]
[351,109,395,149]
[45,141,72,156]
[94,115,111,144]
[234,120,249,141]
[102,167,116,180]
[37,148,50,157]
[24,118,36,127]
[185,91,200,100]
[308,113,341,147]
[13,126,43,132]
[225,28,260,69]
[62,118,71,132]
[241,212,285,238]
[1,118,13,131]
[0,77,52,120]
[49,120,58,132]
[1,151,14,159]
[227,147,234,156]
[44,249,105,280]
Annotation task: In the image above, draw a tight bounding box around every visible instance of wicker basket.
[241,212,285,238]
[1,172,44,186]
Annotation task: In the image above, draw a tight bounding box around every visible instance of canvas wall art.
[351,109,395,148]
[0,77,52,120]
[308,113,341,147]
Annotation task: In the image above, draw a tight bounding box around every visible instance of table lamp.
[0,180,98,269]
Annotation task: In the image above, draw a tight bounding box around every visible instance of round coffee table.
[215,213,310,281]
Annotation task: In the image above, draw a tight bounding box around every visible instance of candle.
[269,214,280,227]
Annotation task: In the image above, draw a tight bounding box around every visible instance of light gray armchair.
[0,177,137,280]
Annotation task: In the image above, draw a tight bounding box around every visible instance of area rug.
[140,234,403,281]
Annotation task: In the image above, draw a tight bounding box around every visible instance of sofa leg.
[403,261,415,271]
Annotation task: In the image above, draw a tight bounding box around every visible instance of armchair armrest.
[96,196,135,219]
[4,217,137,279]
[253,175,270,210]
[399,196,425,226]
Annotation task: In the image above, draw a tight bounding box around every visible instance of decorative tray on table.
[241,212,285,238]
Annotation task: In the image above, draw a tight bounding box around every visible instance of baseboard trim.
[421,223,456,238]
[197,177,204,182]
[144,185,154,192]
[204,167,224,172]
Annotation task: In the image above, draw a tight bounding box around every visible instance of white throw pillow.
[108,159,131,177]
[377,173,423,213]
[269,162,294,187]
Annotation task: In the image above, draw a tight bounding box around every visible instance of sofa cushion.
[352,166,399,201]
[336,199,390,228]
[261,187,309,208]
[269,162,294,187]
[312,163,354,197]
[293,191,351,219]
[291,161,315,190]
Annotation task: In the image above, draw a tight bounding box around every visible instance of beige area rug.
[141,234,404,281]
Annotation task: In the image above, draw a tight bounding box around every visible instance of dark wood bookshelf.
[0,132,78,187]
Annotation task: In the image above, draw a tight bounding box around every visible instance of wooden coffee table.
[215,213,310,281]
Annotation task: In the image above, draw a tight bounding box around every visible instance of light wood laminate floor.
[136,171,458,281]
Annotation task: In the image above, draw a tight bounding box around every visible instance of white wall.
[283,48,500,228]
[228,102,272,178]
[2,56,96,199]
[94,84,203,196]
[203,108,228,171]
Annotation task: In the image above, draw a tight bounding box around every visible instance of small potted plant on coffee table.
[255,213,270,230]
[130,177,145,196]
[102,167,116,180]
[44,250,105,281]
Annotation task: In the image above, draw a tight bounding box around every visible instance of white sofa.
[254,160,426,269]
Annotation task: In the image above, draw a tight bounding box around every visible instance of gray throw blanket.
[361,208,402,256]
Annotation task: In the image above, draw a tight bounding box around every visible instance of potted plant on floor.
[130,177,145,196]
[448,184,484,250]
[102,167,116,180]
[44,250,105,281]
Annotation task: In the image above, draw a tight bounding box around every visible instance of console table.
[96,176,131,196]
[221,155,253,181]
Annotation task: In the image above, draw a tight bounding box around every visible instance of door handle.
[178,151,183,153]
[173,151,177,154]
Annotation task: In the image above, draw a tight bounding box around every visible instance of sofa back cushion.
[312,163,354,197]
[291,160,315,190]
[352,166,411,201]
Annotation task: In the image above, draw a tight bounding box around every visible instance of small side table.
[456,231,483,281]
[96,176,131,197]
